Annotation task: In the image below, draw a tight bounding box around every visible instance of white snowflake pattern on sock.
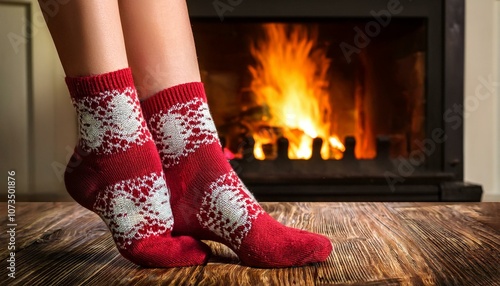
[93,172,174,249]
[148,97,219,168]
[72,87,151,155]
[197,171,263,250]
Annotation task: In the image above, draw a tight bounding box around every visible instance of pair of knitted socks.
[64,68,332,268]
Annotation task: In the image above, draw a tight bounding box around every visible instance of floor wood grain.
[1,202,499,285]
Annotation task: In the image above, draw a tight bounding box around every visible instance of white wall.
[0,0,76,198]
[0,3,30,193]
[464,0,500,201]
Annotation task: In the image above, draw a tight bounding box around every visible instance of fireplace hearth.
[187,0,483,202]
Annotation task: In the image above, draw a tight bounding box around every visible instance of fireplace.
[187,0,483,202]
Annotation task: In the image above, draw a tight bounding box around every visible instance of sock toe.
[123,235,211,267]
[238,214,333,268]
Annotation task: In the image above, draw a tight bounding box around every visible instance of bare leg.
[118,0,201,100]
[40,0,128,76]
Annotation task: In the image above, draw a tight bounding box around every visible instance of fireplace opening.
[193,19,426,161]
[187,0,482,202]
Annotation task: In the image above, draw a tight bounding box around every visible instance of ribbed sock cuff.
[140,82,206,116]
[65,68,134,99]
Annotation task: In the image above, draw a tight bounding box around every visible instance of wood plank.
[315,202,430,285]
[386,204,500,285]
[0,203,94,258]
[447,202,500,230]
[0,202,499,285]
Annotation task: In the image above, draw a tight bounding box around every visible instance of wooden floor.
[1,202,499,285]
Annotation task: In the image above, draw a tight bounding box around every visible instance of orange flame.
[248,23,344,160]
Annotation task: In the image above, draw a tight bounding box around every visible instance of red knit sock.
[141,82,332,268]
[64,69,210,267]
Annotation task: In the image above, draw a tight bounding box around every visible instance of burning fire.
[248,23,345,160]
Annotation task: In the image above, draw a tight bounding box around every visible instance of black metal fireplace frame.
[187,0,483,202]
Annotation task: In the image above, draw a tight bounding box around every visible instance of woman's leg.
[39,0,209,267]
[119,0,200,100]
[42,0,128,76]
[120,0,333,267]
